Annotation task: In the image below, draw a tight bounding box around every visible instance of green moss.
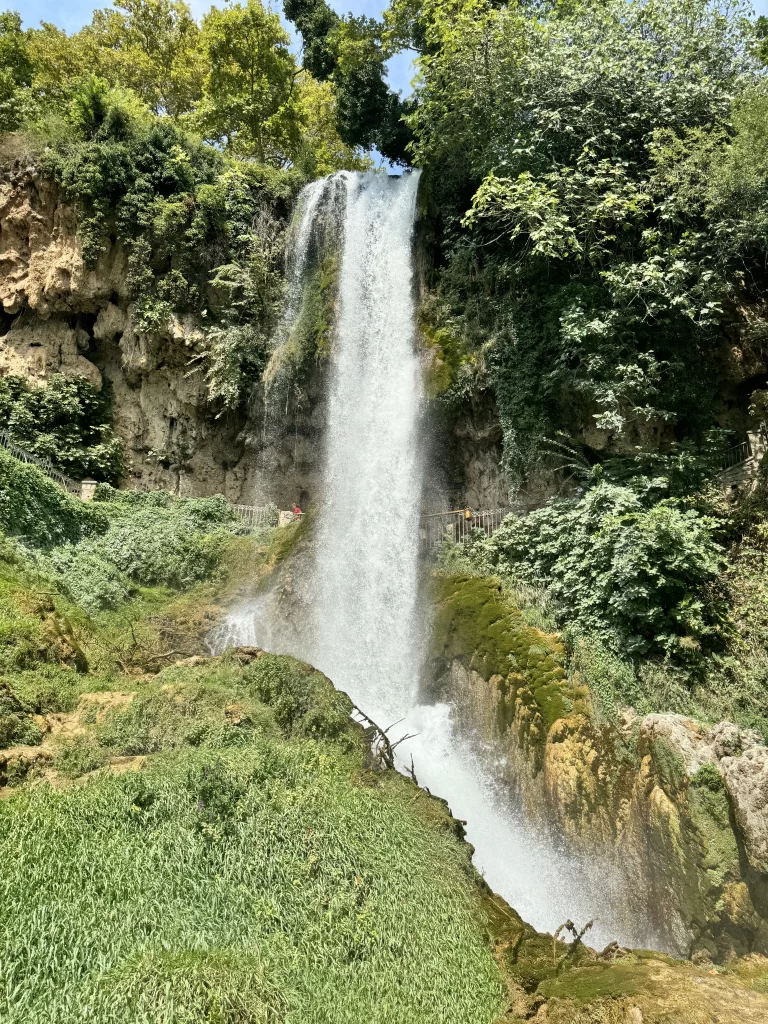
[269,512,310,565]
[419,306,475,400]
[648,737,687,796]
[688,783,740,890]
[537,963,647,1003]
[311,255,340,360]
[268,255,339,387]
[432,573,589,733]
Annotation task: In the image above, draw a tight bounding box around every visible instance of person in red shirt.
[291,503,302,519]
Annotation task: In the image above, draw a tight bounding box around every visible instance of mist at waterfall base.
[211,170,659,954]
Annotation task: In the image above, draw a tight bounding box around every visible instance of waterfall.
[276,176,331,344]
[213,170,657,955]
[309,171,424,723]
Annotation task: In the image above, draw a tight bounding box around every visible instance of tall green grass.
[0,658,505,1024]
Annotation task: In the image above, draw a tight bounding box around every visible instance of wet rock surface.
[431,573,768,961]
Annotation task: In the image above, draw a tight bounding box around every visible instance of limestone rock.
[638,713,717,775]
[720,746,768,874]
[638,713,762,777]
[0,171,125,315]
[711,720,762,759]
[0,317,102,387]
[93,302,127,341]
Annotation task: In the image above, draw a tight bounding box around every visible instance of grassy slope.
[0,468,505,1023]
[0,654,504,1024]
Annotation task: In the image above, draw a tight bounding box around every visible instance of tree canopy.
[401,0,768,482]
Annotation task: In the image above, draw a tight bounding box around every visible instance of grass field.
[0,655,504,1024]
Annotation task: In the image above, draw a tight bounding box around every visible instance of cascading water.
[214,170,658,954]
[309,171,424,723]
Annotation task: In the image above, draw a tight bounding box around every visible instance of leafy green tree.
[285,0,413,162]
[284,0,339,80]
[295,75,373,177]
[25,22,98,107]
[0,11,33,130]
[82,0,205,116]
[409,0,763,481]
[0,11,31,93]
[197,0,301,163]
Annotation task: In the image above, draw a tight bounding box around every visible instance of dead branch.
[349,700,397,770]
[553,918,595,970]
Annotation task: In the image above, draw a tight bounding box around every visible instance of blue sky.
[17,0,419,97]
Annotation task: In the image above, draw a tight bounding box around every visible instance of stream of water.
[213,171,658,953]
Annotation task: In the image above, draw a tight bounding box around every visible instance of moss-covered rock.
[431,572,588,733]
[431,571,768,960]
[479,883,768,1023]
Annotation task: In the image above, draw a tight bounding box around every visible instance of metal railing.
[419,507,511,554]
[0,429,81,496]
[230,503,280,530]
[720,437,753,472]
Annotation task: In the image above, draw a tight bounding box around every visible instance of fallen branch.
[349,700,396,769]
[553,919,594,969]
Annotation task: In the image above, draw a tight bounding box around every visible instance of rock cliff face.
[0,163,500,511]
[0,162,324,505]
[429,573,768,962]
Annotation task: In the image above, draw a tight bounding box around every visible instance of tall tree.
[285,0,413,163]
[0,11,32,130]
[197,0,301,164]
[83,0,205,117]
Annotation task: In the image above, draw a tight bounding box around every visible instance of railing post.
[80,479,98,502]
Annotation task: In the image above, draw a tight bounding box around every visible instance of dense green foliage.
[0,448,108,549]
[0,373,123,483]
[0,448,242,651]
[403,0,768,480]
[382,0,768,729]
[46,488,241,613]
[38,82,305,397]
[468,484,726,663]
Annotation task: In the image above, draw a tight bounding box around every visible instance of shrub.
[0,678,45,749]
[46,489,240,612]
[243,653,353,740]
[691,762,724,793]
[0,374,123,484]
[470,483,726,663]
[52,735,108,778]
[0,448,108,549]
[46,546,130,615]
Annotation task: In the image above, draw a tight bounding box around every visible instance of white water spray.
[215,171,658,954]
[278,177,330,339]
[309,171,424,723]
